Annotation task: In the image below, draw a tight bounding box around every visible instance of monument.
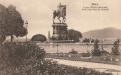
[52,3,68,42]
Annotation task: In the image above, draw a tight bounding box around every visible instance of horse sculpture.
[53,4,66,24]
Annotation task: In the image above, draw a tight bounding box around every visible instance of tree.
[67,29,82,42]
[0,4,8,44]
[92,39,101,56]
[14,27,28,37]
[31,34,47,42]
[7,5,27,42]
[0,4,27,43]
[111,39,120,55]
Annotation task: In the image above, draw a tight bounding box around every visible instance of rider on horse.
[53,3,66,24]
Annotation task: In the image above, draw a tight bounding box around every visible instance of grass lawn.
[46,53,121,65]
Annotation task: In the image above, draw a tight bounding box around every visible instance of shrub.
[82,38,90,43]
[69,49,78,54]
[111,39,120,55]
[0,42,113,75]
[0,42,45,75]
[40,59,113,75]
[81,52,91,57]
[92,39,101,56]
[31,34,47,42]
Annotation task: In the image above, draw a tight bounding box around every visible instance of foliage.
[100,50,110,55]
[0,42,113,75]
[0,4,27,42]
[91,39,95,43]
[82,38,95,43]
[14,26,28,37]
[0,4,8,43]
[67,29,82,42]
[82,38,90,43]
[69,49,78,54]
[81,52,91,57]
[36,59,113,75]
[0,35,6,44]
[31,34,47,42]
[0,42,45,75]
[0,4,8,34]
[92,39,101,56]
[111,39,120,55]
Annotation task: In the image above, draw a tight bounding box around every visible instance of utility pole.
[101,39,104,51]
[48,31,50,43]
[57,36,59,54]
[25,20,28,42]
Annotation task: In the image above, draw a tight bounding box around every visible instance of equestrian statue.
[53,3,66,24]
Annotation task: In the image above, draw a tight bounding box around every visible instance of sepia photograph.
[0,0,120,75]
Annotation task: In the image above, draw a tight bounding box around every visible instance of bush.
[40,59,113,75]
[69,49,78,54]
[0,42,45,75]
[92,40,101,56]
[100,50,110,55]
[82,38,90,43]
[0,42,113,75]
[31,34,47,42]
[81,52,91,57]
[111,39,120,55]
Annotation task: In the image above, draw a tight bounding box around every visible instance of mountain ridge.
[83,27,121,39]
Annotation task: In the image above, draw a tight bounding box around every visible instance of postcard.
[0,0,120,75]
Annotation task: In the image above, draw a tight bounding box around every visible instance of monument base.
[52,23,68,42]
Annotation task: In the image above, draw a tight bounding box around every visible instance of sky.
[0,0,121,38]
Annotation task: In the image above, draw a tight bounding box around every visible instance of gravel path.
[48,58,121,75]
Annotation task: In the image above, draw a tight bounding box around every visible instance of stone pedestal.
[52,23,68,41]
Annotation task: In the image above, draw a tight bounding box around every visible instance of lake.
[37,43,121,53]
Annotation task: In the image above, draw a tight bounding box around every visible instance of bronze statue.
[53,3,66,23]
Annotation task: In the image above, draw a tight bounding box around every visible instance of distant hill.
[83,27,121,39]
